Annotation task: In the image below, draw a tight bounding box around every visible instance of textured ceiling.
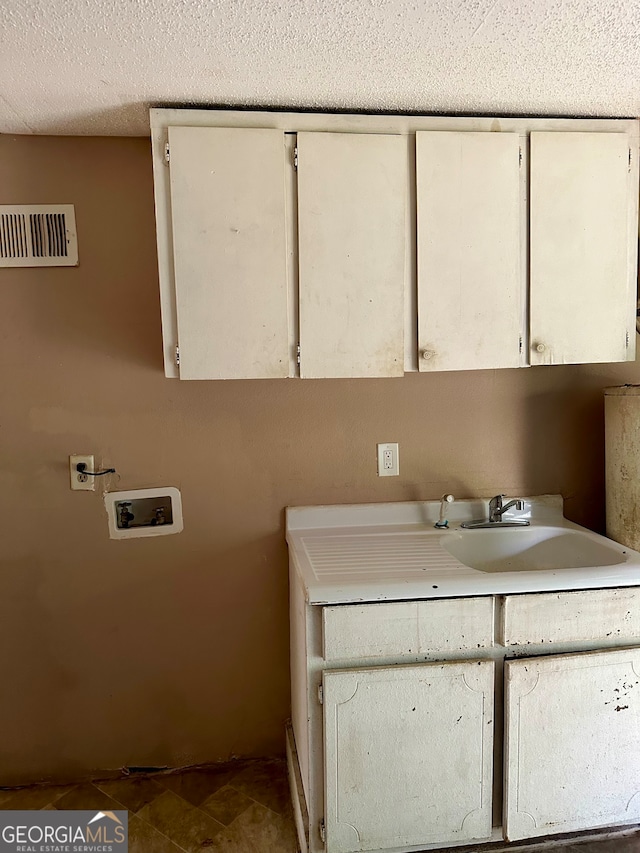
[1,0,639,137]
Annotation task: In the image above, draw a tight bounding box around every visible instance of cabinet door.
[323,661,494,853]
[168,126,290,379]
[297,132,406,378]
[530,132,635,365]
[416,131,522,371]
[504,648,640,841]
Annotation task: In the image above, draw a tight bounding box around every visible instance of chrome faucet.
[461,494,530,529]
[490,494,524,523]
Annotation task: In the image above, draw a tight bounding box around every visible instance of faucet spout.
[460,494,530,529]
[490,495,524,523]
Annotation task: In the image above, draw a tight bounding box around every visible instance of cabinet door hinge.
[629,148,632,171]
[175,344,180,366]
[319,819,326,843]
[519,335,523,353]
[164,142,170,165]
[519,147,522,167]
[626,331,630,348]
[317,684,323,704]
[293,146,298,171]
[296,342,301,365]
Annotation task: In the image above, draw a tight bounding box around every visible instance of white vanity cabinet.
[287,506,640,853]
[323,660,494,852]
[504,647,640,841]
[322,599,496,850]
[289,590,498,853]
[501,587,640,843]
[151,109,639,380]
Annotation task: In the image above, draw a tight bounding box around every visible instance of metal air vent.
[0,205,78,267]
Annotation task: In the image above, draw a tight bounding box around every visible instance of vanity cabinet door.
[416,131,523,371]
[529,131,636,365]
[323,660,494,853]
[167,126,291,380]
[504,648,640,842]
[297,131,407,378]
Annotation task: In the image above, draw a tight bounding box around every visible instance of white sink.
[442,525,626,573]
[287,496,640,603]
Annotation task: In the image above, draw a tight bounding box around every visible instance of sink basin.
[442,525,626,573]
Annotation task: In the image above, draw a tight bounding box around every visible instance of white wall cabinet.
[288,581,640,853]
[416,131,523,372]
[530,132,636,366]
[167,126,291,380]
[151,110,639,380]
[297,132,406,379]
[159,123,408,380]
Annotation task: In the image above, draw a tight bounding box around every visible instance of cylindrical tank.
[605,385,640,550]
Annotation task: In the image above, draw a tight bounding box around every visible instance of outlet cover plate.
[377,443,399,477]
[70,454,95,491]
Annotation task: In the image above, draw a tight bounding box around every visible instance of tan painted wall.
[1,134,639,786]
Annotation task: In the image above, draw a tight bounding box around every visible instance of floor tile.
[138,789,224,853]
[54,783,124,812]
[229,760,290,815]
[95,776,165,813]
[436,832,640,852]
[158,766,239,807]
[560,835,640,851]
[0,784,72,810]
[231,801,298,853]
[2,760,640,852]
[201,785,255,826]
[128,815,185,853]
[198,823,250,853]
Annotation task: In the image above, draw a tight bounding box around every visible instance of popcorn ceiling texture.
[0,0,639,136]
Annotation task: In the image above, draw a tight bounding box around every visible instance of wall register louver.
[0,205,78,267]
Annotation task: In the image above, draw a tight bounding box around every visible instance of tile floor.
[0,759,296,852]
[0,759,638,852]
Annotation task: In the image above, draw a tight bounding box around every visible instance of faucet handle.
[488,494,504,523]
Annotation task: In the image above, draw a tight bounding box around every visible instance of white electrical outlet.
[377,443,399,477]
[70,454,95,491]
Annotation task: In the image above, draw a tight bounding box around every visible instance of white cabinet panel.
[168,126,290,379]
[297,132,406,378]
[323,597,494,662]
[504,648,640,841]
[502,587,640,647]
[416,131,522,371]
[323,661,494,852]
[530,132,634,366]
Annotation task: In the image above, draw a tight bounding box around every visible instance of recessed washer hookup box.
[104,487,183,540]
